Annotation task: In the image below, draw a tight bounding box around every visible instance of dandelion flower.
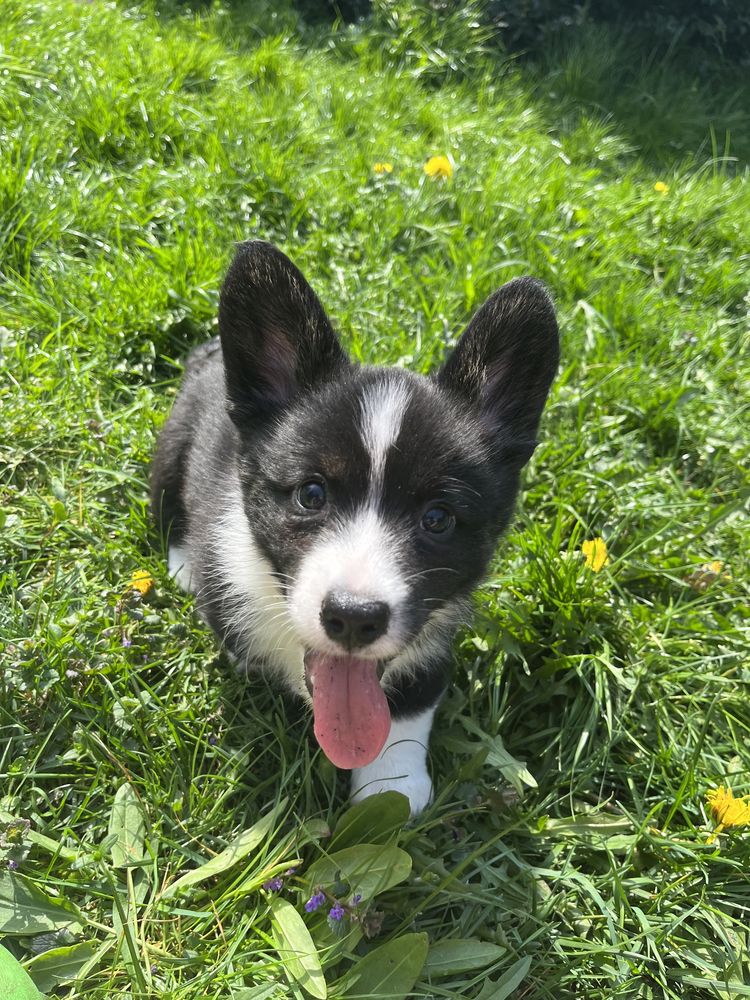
[130,569,154,595]
[424,155,453,180]
[706,786,750,840]
[373,162,393,174]
[654,181,669,194]
[582,537,609,572]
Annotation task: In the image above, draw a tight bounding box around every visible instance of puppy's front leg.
[349,704,437,817]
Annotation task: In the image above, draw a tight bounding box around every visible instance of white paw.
[350,763,433,817]
[349,707,436,817]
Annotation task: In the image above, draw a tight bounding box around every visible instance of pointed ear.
[219,241,349,425]
[437,277,559,466]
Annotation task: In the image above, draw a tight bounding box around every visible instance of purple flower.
[7,859,19,871]
[329,902,346,921]
[263,877,283,892]
[121,636,132,648]
[304,891,326,913]
[351,894,362,905]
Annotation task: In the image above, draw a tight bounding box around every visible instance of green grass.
[1,1,749,997]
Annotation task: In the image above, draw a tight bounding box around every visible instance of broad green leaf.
[673,974,750,996]
[543,814,633,839]
[305,844,411,904]
[424,938,507,977]
[108,784,147,869]
[0,872,82,937]
[231,985,282,1000]
[270,897,326,999]
[0,945,45,1000]
[108,788,150,984]
[339,932,428,999]
[329,792,410,850]
[50,477,66,502]
[161,799,286,898]
[297,818,332,847]
[477,956,533,999]
[71,940,114,992]
[460,718,537,791]
[25,942,99,994]
[542,812,637,853]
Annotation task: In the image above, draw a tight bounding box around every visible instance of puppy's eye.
[421,504,455,534]
[296,480,327,511]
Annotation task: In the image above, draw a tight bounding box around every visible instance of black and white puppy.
[151,241,559,815]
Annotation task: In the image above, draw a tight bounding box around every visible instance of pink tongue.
[306,654,391,769]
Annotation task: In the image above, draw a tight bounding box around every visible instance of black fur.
[219,241,349,425]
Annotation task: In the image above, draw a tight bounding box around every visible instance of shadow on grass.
[526,23,750,168]
[151,0,750,168]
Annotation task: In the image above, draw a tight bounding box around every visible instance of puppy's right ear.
[219,241,349,426]
[437,277,559,467]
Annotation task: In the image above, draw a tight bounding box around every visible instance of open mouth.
[304,652,391,770]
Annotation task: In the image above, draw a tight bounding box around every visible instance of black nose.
[320,591,390,649]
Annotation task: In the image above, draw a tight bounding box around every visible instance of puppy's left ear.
[437,277,559,466]
[219,241,349,426]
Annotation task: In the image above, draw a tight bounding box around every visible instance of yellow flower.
[424,155,453,180]
[130,569,155,595]
[581,537,609,572]
[654,181,669,194]
[373,162,393,174]
[706,785,750,840]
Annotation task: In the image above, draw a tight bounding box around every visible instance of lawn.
[1,1,749,997]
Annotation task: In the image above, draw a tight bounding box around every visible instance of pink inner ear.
[257,326,298,405]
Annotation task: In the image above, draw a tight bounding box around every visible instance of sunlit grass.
[1,1,749,997]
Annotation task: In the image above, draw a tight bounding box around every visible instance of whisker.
[401,566,461,584]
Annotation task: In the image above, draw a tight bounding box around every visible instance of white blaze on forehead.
[359,379,412,496]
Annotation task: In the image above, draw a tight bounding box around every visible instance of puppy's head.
[219,241,559,768]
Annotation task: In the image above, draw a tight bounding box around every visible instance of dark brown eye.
[421,505,455,534]
[296,480,327,510]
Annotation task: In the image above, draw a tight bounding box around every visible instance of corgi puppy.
[151,241,559,814]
